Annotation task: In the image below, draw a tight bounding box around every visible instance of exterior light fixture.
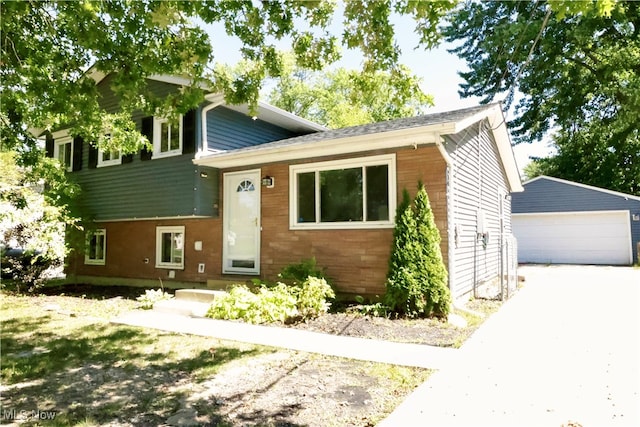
[261,176,274,188]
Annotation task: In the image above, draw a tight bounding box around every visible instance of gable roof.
[204,94,326,133]
[194,103,523,192]
[29,69,326,138]
[523,176,640,202]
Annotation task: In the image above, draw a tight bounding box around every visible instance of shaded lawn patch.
[0,293,265,426]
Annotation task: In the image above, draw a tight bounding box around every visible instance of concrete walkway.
[380,265,640,426]
[113,265,640,426]
[113,310,458,369]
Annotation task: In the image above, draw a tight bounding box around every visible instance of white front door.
[223,169,261,274]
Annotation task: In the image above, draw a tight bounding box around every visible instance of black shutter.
[45,133,54,158]
[182,109,196,154]
[72,136,83,171]
[88,144,98,169]
[121,153,134,164]
[140,116,153,161]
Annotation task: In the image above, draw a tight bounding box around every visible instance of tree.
[384,185,451,319]
[522,158,546,181]
[2,0,456,154]
[0,151,74,289]
[1,0,456,279]
[413,183,450,317]
[443,0,640,195]
[265,54,434,128]
[525,121,639,193]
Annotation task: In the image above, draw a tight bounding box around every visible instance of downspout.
[435,135,456,302]
[197,94,225,159]
[474,121,483,299]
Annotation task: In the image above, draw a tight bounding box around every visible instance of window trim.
[153,115,183,159]
[84,229,106,265]
[97,132,121,167]
[155,225,185,269]
[289,154,397,230]
[54,135,73,172]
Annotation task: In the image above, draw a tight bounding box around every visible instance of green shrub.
[136,288,173,309]
[383,184,451,318]
[296,276,336,318]
[207,277,335,324]
[0,250,59,292]
[279,257,329,284]
[358,302,390,317]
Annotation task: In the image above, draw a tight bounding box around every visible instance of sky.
[202,10,555,176]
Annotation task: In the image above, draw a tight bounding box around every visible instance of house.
[49,73,523,300]
[512,176,640,265]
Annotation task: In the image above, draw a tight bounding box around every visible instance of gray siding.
[443,120,513,297]
[70,75,218,220]
[206,107,296,151]
[97,74,182,122]
[74,150,219,220]
[512,177,640,263]
[68,79,298,221]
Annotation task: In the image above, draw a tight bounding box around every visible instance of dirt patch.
[185,352,428,426]
[34,283,502,347]
[285,311,467,347]
[1,290,441,426]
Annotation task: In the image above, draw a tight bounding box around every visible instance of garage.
[512,211,632,265]
[511,176,640,266]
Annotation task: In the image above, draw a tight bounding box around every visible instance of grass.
[1,289,434,426]
[0,291,266,426]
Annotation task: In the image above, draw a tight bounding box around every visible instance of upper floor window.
[97,133,121,167]
[153,116,182,158]
[289,154,397,230]
[54,136,73,172]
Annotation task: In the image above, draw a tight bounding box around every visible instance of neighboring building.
[47,73,523,300]
[512,176,640,265]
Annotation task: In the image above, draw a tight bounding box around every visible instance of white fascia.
[451,104,523,193]
[193,126,441,169]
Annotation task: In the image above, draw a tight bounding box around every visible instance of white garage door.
[512,210,632,265]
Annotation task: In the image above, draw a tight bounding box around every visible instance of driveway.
[381,265,640,426]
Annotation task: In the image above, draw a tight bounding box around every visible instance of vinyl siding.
[443,120,513,297]
[74,150,219,220]
[71,75,218,220]
[97,74,183,123]
[512,177,640,263]
[206,107,296,151]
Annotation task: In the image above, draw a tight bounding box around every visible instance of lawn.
[0,291,432,426]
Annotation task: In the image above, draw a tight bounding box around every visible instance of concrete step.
[175,289,226,303]
[153,299,211,318]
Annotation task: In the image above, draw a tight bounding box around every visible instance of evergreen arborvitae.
[384,189,420,315]
[413,183,451,318]
[384,184,451,318]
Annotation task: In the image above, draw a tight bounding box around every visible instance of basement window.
[156,226,185,269]
[85,229,106,265]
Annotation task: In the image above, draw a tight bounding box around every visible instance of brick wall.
[69,145,449,296]
[68,217,222,284]
[258,145,448,296]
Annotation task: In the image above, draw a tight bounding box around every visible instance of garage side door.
[512,211,632,265]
